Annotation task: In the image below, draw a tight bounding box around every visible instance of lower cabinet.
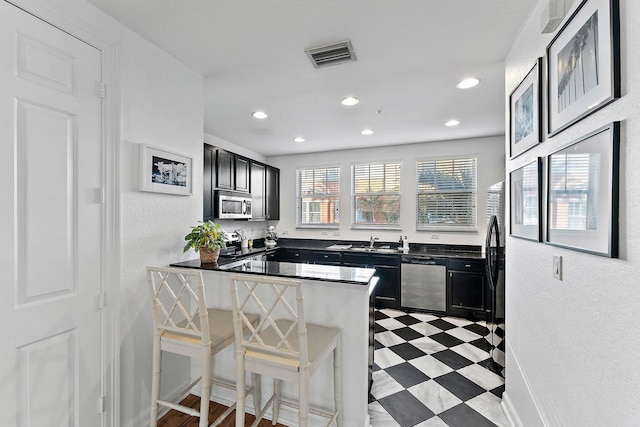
[446,260,486,318]
[342,252,400,309]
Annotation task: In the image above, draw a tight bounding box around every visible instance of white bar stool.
[146,266,259,427]
[229,273,342,427]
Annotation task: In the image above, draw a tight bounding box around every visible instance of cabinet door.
[203,144,215,221]
[278,248,310,263]
[312,250,341,265]
[448,270,485,313]
[235,156,250,193]
[250,161,266,220]
[265,165,280,220]
[370,255,401,308]
[374,265,400,309]
[216,149,234,190]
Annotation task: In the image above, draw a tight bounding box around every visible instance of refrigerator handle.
[485,215,500,289]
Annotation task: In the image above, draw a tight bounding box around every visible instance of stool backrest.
[229,274,308,365]
[146,266,210,345]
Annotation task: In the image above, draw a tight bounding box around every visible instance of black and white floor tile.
[369,309,507,427]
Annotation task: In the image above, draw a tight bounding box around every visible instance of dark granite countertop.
[273,238,484,260]
[170,258,376,286]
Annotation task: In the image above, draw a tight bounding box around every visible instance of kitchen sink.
[350,247,400,254]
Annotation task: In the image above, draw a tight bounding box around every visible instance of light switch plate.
[553,255,562,280]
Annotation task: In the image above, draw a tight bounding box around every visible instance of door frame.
[5,1,120,425]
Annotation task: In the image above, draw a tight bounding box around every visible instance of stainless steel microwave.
[215,191,252,219]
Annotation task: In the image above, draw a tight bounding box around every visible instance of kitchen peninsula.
[170,257,378,427]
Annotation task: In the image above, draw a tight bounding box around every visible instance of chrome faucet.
[369,236,379,248]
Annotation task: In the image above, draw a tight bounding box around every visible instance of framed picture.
[546,122,619,257]
[546,0,620,137]
[510,158,542,241]
[140,144,193,195]
[510,58,542,158]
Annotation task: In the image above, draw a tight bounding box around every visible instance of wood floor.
[157,394,287,427]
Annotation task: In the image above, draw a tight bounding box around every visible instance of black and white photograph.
[547,0,620,136]
[546,122,619,257]
[510,58,542,158]
[140,145,193,195]
[510,158,542,241]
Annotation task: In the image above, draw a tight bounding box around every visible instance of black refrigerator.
[486,182,506,376]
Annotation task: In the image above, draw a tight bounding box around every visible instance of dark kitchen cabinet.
[447,260,486,317]
[235,156,250,193]
[215,148,234,190]
[371,255,401,309]
[215,148,250,193]
[276,248,310,263]
[249,161,279,221]
[265,165,280,220]
[311,250,341,265]
[203,144,215,222]
[340,252,401,309]
[250,161,266,220]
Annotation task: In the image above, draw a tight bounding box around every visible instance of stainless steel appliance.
[215,190,252,219]
[401,256,447,312]
[486,181,506,375]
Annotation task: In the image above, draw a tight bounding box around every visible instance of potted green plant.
[183,221,227,264]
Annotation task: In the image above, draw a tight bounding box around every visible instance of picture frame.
[546,122,619,257]
[546,0,620,137]
[510,58,542,159]
[510,158,542,242]
[140,144,193,195]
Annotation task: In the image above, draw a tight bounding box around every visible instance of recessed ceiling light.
[456,78,480,89]
[445,119,461,127]
[361,129,374,135]
[252,111,268,119]
[341,96,360,106]
[294,137,305,143]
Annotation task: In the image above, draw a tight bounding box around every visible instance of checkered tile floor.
[369,309,507,427]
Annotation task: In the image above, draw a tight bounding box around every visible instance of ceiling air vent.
[305,40,357,69]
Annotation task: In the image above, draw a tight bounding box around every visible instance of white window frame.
[296,165,340,229]
[351,160,402,230]
[415,155,477,231]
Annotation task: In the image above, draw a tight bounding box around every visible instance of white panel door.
[0,2,104,426]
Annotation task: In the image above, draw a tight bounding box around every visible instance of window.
[296,166,340,227]
[416,157,477,230]
[352,161,401,228]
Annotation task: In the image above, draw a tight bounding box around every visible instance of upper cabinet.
[203,144,216,222]
[204,143,279,221]
[215,148,250,193]
[250,161,266,220]
[250,161,280,220]
[265,165,280,220]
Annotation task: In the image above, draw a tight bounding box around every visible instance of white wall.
[503,0,640,425]
[266,136,505,246]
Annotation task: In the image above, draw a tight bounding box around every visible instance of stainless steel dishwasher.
[401,255,447,312]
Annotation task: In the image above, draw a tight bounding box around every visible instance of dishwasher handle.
[401,256,446,266]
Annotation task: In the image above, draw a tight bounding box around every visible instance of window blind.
[416,157,477,230]
[352,161,401,227]
[296,166,340,227]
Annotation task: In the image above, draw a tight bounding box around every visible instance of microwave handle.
[242,200,247,215]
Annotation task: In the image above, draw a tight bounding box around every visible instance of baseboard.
[504,342,547,427]
[502,391,524,427]
[124,379,192,427]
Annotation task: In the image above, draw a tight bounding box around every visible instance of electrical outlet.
[431,234,440,239]
[553,255,562,280]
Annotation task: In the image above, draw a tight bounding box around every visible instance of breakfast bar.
[171,258,378,427]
